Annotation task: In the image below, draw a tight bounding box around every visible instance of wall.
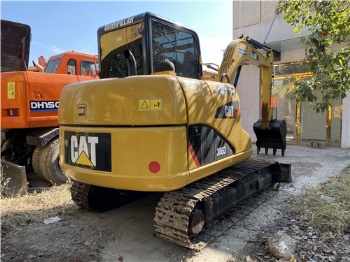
[236,65,260,141]
[233,0,308,44]
[342,91,350,148]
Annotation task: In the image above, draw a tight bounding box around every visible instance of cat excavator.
[58,12,290,249]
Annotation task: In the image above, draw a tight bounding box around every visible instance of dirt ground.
[1,145,350,262]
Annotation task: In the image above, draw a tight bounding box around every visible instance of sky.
[1,0,233,66]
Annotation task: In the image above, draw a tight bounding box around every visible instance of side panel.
[178,78,214,125]
[59,126,189,191]
[188,124,235,167]
[180,78,252,173]
[1,72,29,128]
[208,81,252,154]
[26,72,80,128]
[1,71,96,129]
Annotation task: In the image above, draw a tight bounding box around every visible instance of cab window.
[67,59,76,75]
[44,58,61,73]
[81,60,96,76]
[151,21,199,79]
[103,42,143,78]
[99,22,144,79]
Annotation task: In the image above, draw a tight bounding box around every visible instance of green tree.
[277,0,350,112]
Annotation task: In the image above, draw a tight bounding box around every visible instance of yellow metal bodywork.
[59,75,187,126]
[217,36,274,126]
[100,22,143,61]
[59,74,252,191]
[60,125,189,191]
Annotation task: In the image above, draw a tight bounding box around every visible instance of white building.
[233,0,350,148]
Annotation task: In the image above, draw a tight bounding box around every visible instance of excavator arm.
[216,35,286,156]
[217,35,274,125]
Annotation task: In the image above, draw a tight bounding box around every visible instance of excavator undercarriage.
[69,158,291,250]
[154,158,284,249]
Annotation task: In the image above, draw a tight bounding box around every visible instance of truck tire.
[1,139,11,150]
[40,138,67,185]
[32,146,46,180]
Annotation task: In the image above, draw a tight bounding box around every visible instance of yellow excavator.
[58,12,290,249]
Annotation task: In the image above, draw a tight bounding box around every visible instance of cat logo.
[225,105,234,117]
[251,50,259,60]
[215,101,239,119]
[65,131,111,171]
[70,135,98,167]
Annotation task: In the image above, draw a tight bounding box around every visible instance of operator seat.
[156,60,175,72]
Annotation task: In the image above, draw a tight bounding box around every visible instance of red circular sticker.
[149,161,160,173]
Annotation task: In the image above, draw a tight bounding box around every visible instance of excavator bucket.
[253,119,287,156]
[1,19,31,72]
[1,160,28,197]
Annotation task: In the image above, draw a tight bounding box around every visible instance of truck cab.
[1,51,98,130]
[44,51,98,76]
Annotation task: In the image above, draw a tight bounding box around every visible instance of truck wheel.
[32,146,46,179]
[1,139,11,150]
[40,138,67,185]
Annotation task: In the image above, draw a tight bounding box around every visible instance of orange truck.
[1,19,98,196]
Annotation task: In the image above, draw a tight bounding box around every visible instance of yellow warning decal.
[76,151,94,166]
[139,100,150,110]
[139,99,162,111]
[8,82,15,99]
[150,99,162,110]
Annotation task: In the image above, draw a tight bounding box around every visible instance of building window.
[274,63,310,76]
[273,63,341,147]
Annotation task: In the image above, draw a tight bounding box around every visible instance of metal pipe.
[264,10,279,44]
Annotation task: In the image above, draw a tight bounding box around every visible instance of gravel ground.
[242,165,350,262]
[1,145,349,262]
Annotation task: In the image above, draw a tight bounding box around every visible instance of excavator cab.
[98,12,202,79]
[98,13,287,158]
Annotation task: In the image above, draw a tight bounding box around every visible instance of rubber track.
[70,181,91,210]
[154,158,279,250]
[70,181,152,212]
